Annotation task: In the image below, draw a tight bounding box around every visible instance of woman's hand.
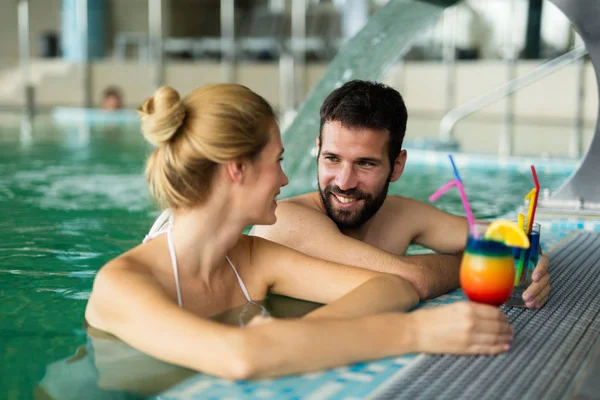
[411,302,513,355]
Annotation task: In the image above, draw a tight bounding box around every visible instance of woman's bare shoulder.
[86,250,160,329]
[95,247,155,285]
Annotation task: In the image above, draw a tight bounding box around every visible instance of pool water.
[0,122,574,399]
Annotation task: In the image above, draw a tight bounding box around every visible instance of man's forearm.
[397,253,462,300]
[252,215,461,300]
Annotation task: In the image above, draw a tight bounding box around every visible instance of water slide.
[540,0,600,213]
[281,0,460,197]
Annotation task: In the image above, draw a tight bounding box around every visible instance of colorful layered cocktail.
[460,221,530,306]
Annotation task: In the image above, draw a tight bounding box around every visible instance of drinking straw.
[523,189,537,232]
[429,155,477,237]
[515,198,534,285]
[518,213,525,232]
[515,165,540,285]
[515,244,528,285]
[527,165,540,234]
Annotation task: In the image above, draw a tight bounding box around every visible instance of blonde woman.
[85,84,513,380]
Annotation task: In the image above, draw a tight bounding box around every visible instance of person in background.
[101,86,124,111]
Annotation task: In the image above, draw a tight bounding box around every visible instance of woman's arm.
[242,301,512,379]
[88,263,415,379]
[88,263,511,380]
[250,236,419,319]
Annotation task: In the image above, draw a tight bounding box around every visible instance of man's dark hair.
[319,80,408,164]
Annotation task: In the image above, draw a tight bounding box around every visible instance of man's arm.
[395,198,470,298]
[250,236,419,319]
[252,201,461,299]
[397,252,461,300]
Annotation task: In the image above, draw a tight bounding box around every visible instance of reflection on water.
[35,295,323,399]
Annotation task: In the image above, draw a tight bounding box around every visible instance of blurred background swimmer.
[101,86,124,111]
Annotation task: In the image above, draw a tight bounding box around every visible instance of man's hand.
[522,254,550,309]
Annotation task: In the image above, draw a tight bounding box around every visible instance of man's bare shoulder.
[279,192,321,210]
[251,192,336,242]
[274,192,331,220]
[381,195,433,215]
[386,195,464,220]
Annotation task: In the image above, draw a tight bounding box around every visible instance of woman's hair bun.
[138,86,186,146]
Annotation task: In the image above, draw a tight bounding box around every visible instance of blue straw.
[449,154,462,183]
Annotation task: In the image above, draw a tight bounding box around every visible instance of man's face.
[317,121,405,230]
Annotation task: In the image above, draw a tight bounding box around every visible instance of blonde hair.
[138,84,276,209]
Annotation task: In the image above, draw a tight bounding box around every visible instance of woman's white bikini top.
[144,210,270,324]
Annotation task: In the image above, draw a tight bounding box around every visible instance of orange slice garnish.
[484,220,530,248]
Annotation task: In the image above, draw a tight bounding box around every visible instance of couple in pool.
[85,80,550,379]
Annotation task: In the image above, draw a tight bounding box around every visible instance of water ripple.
[0,269,96,278]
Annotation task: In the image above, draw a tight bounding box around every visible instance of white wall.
[0,58,597,158]
[1,59,595,119]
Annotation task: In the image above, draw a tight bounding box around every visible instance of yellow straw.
[524,189,537,235]
[515,189,538,285]
[518,213,525,232]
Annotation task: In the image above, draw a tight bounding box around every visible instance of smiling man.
[252,80,550,307]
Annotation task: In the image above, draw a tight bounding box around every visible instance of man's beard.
[318,177,390,231]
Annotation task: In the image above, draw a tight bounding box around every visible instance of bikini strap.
[143,213,183,307]
[225,255,252,303]
[148,209,173,236]
[143,209,173,243]
[226,256,270,318]
[142,228,168,243]
[167,226,183,307]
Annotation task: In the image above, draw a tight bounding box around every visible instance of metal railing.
[439,46,589,157]
[149,0,165,88]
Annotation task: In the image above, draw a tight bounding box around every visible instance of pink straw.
[456,181,476,235]
[429,155,477,237]
[429,180,458,202]
[527,165,540,234]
